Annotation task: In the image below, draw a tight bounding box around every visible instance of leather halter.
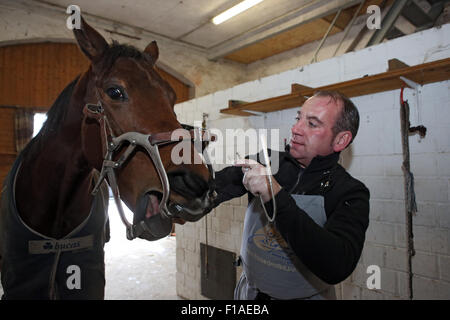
[82,101,215,240]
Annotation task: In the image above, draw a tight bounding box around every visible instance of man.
[213,90,370,300]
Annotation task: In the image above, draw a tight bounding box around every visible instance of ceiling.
[37,0,448,64]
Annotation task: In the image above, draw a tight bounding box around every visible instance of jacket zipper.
[288,170,303,194]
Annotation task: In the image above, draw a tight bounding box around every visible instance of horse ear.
[144,41,159,64]
[73,16,108,63]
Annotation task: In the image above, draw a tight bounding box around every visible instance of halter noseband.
[82,101,216,240]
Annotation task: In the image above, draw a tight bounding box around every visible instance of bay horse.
[0,17,215,299]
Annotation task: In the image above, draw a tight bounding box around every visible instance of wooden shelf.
[220,57,450,116]
[221,91,308,116]
[0,152,17,157]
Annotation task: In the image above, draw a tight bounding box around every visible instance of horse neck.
[15,74,97,239]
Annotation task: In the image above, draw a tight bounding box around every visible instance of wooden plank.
[224,19,342,64]
[220,109,255,116]
[0,153,17,162]
[220,91,306,115]
[388,58,410,71]
[314,57,450,98]
[0,108,16,154]
[224,0,390,64]
[156,66,190,104]
[321,9,354,31]
[220,57,450,116]
[291,83,313,93]
[0,42,190,107]
[228,100,248,108]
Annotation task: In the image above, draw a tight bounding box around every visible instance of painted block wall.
[174,23,450,300]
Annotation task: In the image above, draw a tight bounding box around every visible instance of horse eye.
[106,87,126,100]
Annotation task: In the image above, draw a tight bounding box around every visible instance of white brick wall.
[175,23,450,300]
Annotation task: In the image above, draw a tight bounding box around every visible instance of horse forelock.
[99,42,146,76]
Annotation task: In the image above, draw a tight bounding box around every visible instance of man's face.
[289,95,342,167]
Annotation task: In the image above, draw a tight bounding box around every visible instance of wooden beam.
[220,109,258,117]
[291,83,313,93]
[315,57,450,98]
[0,153,17,159]
[208,0,362,61]
[224,19,342,64]
[388,58,410,71]
[228,100,249,108]
[221,91,307,115]
[220,57,450,116]
[321,8,355,31]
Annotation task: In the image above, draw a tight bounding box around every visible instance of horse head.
[74,18,215,240]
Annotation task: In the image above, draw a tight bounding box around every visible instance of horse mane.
[20,76,79,159]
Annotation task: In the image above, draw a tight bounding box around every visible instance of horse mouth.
[132,189,213,241]
[145,191,163,218]
[142,190,207,220]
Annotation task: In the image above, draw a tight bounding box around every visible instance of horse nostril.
[168,170,209,199]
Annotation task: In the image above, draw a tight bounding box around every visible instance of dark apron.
[235,194,336,300]
[1,157,109,300]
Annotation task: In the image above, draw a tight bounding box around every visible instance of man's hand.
[234,159,281,203]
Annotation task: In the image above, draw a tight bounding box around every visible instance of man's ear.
[333,131,352,152]
[73,16,108,64]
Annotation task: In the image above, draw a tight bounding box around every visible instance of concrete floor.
[0,198,180,300]
[104,199,180,300]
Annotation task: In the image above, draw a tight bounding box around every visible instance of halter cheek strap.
[82,101,215,240]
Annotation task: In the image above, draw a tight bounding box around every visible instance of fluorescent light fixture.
[212,0,264,25]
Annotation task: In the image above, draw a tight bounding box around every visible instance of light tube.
[212,0,264,25]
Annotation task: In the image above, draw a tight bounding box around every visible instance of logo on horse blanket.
[28,235,94,254]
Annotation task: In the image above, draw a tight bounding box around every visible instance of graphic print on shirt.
[248,223,297,269]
